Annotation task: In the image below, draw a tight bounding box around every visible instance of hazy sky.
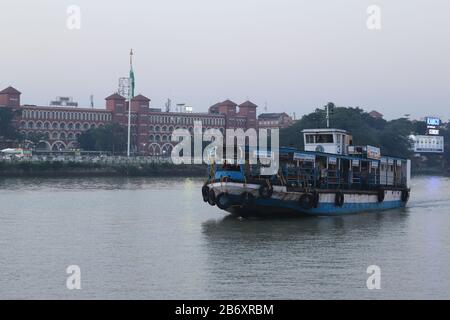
[1,0,449,120]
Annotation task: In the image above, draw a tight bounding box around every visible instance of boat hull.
[206,182,407,217]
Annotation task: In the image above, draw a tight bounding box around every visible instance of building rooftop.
[369,110,383,118]
[258,112,288,119]
[0,86,21,95]
[239,100,258,108]
[132,94,150,102]
[219,99,238,107]
[105,93,126,100]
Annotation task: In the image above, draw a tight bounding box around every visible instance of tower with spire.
[129,49,135,98]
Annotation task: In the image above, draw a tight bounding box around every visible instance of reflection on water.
[201,210,411,299]
[0,175,449,299]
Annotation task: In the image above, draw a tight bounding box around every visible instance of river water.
[0,176,449,299]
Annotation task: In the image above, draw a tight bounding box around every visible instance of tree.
[0,108,20,141]
[280,106,413,158]
[78,123,127,154]
[26,132,47,147]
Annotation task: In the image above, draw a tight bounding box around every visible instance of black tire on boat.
[377,188,385,203]
[216,193,231,210]
[401,188,410,202]
[202,185,209,202]
[258,181,273,199]
[299,193,313,209]
[240,192,255,206]
[208,189,216,206]
[334,191,344,207]
[311,190,320,208]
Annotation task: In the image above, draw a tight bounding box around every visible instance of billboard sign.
[366,146,381,160]
[426,117,440,127]
[428,128,439,135]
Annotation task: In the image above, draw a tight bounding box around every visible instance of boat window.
[315,134,334,143]
[305,134,314,143]
[221,163,241,172]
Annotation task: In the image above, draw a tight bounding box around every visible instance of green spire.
[129,49,135,98]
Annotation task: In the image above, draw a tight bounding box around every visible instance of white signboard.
[293,153,315,162]
[328,157,337,165]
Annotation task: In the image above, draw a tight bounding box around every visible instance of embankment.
[0,161,207,177]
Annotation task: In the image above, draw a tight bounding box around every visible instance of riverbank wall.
[0,160,207,177]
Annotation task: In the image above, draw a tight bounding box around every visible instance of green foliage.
[78,123,127,154]
[0,108,21,140]
[280,106,415,158]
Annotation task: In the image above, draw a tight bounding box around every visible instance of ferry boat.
[202,128,411,216]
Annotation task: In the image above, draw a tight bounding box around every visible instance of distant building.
[0,86,259,155]
[258,112,293,129]
[50,96,78,107]
[369,110,383,119]
[410,135,444,154]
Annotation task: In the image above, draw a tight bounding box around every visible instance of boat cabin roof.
[247,146,406,162]
[302,128,349,134]
[277,147,406,162]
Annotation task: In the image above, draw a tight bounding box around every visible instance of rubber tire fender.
[258,182,273,199]
[335,191,344,207]
[216,193,231,210]
[401,189,410,202]
[377,188,385,203]
[299,193,313,209]
[311,190,320,208]
[208,189,216,206]
[240,192,255,206]
[202,185,209,203]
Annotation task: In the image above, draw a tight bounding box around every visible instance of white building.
[410,135,444,153]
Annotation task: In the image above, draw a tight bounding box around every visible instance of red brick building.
[258,112,294,130]
[0,86,258,155]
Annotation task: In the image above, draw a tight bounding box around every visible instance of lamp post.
[118,77,131,157]
[118,49,135,157]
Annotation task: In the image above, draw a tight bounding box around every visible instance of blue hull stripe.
[227,195,405,216]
